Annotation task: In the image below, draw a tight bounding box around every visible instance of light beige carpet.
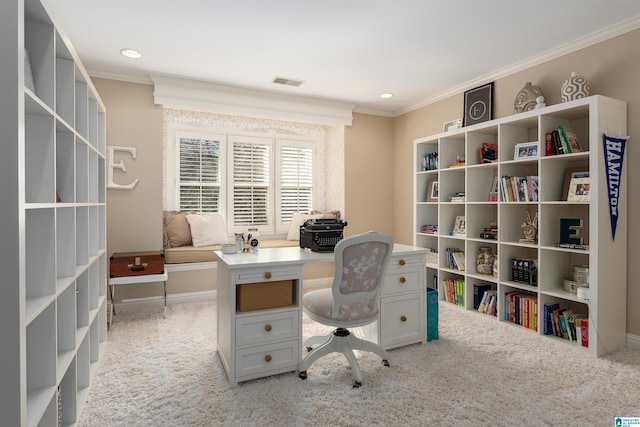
[78,298,640,426]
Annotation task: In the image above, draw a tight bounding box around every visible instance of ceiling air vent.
[272,76,305,87]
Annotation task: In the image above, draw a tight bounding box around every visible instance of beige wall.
[345,113,394,237]
[95,27,640,334]
[392,29,640,335]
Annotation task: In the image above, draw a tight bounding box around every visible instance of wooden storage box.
[236,280,294,312]
[109,251,165,278]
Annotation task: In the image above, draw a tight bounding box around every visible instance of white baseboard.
[627,332,640,351]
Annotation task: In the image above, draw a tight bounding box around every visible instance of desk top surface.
[215,243,426,269]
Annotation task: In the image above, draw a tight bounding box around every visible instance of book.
[542,302,560,335]
[554,242,589,250]
[527,176,539,201]
[452,251,466,271]
[558,125,583,152]
[552,130,564,154]
[474,284,494,309]
[579,318,589,347]
[545,131,555,156]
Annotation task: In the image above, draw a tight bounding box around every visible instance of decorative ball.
[561,71,590,102]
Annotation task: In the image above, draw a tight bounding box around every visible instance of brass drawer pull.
[399,259,406,266]
[401,315,407,322]
[265,324,272,332]
[265,355,272,363]
[399,277,406,283]
[264,272,272,279]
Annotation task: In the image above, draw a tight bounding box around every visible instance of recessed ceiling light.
[120,48,143,59]
[379,93,394,99]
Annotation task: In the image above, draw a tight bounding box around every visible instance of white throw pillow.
[286,212,324,241]
[186,214,229,247]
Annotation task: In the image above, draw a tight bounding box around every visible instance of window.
[166,125,319,237]
[179,136,222,213]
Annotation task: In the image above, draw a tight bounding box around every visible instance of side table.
[108,272,168,328]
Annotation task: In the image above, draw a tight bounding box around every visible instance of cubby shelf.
[414,95,627,357]
[1,0,107,425]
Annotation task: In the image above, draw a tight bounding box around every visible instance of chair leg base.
[297,327,390,385]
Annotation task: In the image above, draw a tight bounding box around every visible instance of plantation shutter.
[280,145,313,222]
[179,137,220,212]
[233,141,270,226]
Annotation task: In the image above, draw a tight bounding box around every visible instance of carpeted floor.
[78,298,640,426]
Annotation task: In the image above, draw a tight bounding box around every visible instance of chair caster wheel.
[306,346,313,352]
[298,371,307,380]
[382,359,390,367]
[353,380,362,388]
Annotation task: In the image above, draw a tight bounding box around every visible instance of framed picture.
[427,179,439,202]
[453,215,466,235]
[514,141,539,160]
[567,177,590,201]
[463,82,493,127]
[443,118,463,132]
[562,168,590,200]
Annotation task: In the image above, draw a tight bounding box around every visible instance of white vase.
[561,71,590,102]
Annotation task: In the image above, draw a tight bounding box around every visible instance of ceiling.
[42,0,640,117]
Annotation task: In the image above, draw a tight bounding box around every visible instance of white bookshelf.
[0,0,107,425]
[414,95,627,357]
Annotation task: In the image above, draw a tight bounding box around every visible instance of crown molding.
[150,75,355,126]
[394,15,640,117]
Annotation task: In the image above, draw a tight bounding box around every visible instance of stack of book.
[421,224,438,234]
[443,278,465,307]
[504,291,538,331]
[542,303,588,347]
[480,226,498,240]
[445,248,465,270]
[545,125,583,155]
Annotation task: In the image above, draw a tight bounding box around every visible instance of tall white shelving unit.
[414,95,627,357]
[1,0,107,425]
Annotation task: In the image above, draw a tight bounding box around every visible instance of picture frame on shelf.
[452,215,466,236]
[443,118,463,132]
[463,82,493,127]
[513,141,539,160]
[427,179,439,202]
[562,168,589,200]
[567,177,590,201]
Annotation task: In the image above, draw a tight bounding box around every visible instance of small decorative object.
[479,142,497,163]
[534,96,546,109]
[422,152,438,170]
[514,82,543,113]
[519,211,538,243]
[443,118,463,132]
[514,141,539,160]
[561,71,590,102]
[476,247,495,275]
[248,227,260,253]
[463,82,493,127]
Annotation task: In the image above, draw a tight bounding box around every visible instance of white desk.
[215,244,427,385]
[108,272,168,328]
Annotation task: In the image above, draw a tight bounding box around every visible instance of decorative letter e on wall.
[107,146,139,190]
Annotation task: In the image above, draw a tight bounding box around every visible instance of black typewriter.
[299,219,348,252]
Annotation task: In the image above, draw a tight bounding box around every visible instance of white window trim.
[165,125,227,217]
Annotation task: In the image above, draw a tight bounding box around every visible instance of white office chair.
[298,231,394,387]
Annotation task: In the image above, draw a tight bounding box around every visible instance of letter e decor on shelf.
[108,146,140,190]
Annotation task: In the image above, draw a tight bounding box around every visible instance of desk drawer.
[237,267,300,283]
[382,268,423,295]
[237,280,295,312]
[380,292,425,349]
[235,339,299,379]
[236,310,299,347]
[386,254,425,273]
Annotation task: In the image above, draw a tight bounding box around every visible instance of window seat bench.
[164,239,299,264]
